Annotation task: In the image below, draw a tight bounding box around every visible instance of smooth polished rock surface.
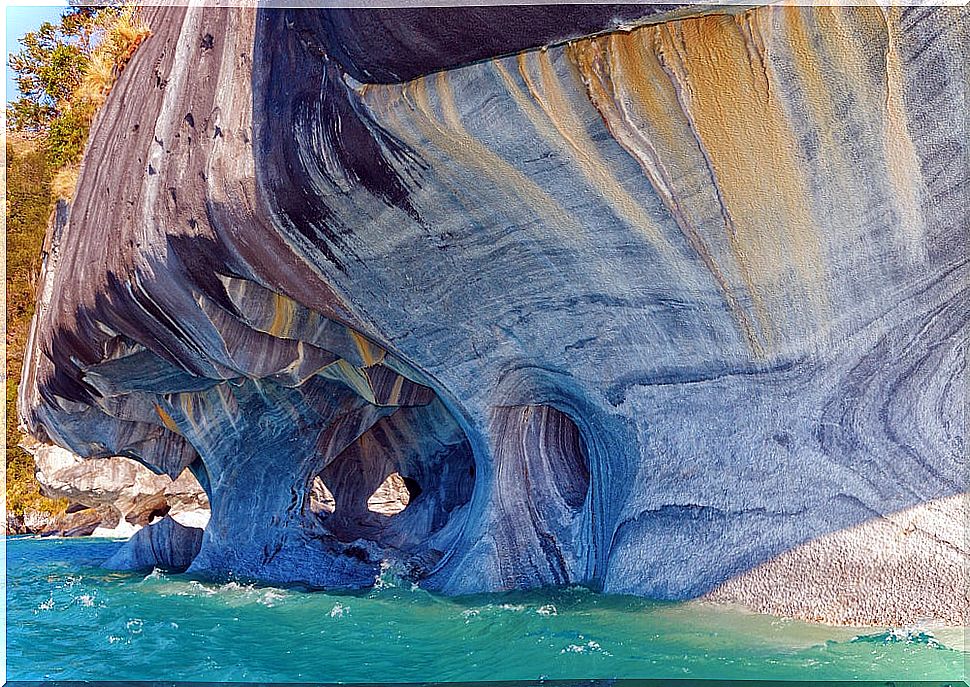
[103,515,204,572]
[19,5,968,622]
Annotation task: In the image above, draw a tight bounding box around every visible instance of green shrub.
[44,102,92,168]
[8,5,149,174]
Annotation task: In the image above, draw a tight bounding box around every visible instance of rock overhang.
[17,2,968,621]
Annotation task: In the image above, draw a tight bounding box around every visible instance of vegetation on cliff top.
[6,6,150,520]
[8,5,150,195]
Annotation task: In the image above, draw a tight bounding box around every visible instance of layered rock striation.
[19,4,968,624]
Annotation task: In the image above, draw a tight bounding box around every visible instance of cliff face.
[20,4,968,623]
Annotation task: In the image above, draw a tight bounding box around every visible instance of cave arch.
[309,398,476,559]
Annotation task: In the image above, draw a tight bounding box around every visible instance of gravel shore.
[706,495,968,626]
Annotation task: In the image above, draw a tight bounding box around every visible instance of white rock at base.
[171,508,211,529]
[92,520,143,539]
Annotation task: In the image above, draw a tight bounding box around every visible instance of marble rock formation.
[103,515,204,572]
[19,4,968,624]
[24,437,210,534]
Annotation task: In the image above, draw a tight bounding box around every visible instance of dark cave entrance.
[402,475,422,502]
[492,403,592,516]
[308,399,476,557]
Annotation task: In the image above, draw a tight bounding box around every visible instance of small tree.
[6,5,149,170]
[7,8,100,133]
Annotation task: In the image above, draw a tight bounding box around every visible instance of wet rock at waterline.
[103,516,204,572]
[18,4,968,624]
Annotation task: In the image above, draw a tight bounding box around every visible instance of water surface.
[6,537,965,682]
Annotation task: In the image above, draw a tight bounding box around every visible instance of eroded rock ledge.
[19,4,968,625]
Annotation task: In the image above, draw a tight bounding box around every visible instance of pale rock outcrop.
[707,495,969,626]
[164,470,211,528]
[25,438,209,533]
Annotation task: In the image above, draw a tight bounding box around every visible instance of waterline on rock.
[7,537,964,682]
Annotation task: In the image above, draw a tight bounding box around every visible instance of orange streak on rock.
[154,403,182,435]
[567,31,769,357]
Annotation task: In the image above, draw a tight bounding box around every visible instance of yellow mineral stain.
[408,72,587,239]
[880,6,927,263]
[179,393,196,430]
[389,372,406,406]
[567,31,769,356]
[321,359,376,404]
[154,403,182,434]
[783,8,851,177]
[807,6,926,262]
[367,78,539,255]
[369,76,601,295]
[781,8,898,252]
[812,7,883,107]
[506,52,668,249]
[349,329,386,366]
[268,290,296,338]
[651,11,828,322]
[576,33,697,220]
[364,83,492,238]
[361,7,850,351]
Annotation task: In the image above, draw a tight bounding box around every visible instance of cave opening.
[402,475,422,502]
[307,399,476,563]
[309,475,336,514]
[366,472,411,515]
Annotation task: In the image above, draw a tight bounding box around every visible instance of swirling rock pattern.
[19,4,968,622]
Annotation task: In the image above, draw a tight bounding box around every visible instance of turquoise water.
[6,536,966,682]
